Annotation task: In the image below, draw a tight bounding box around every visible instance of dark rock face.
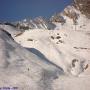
[74,0,90,18]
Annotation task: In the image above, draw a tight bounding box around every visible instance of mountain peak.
[73,0,90,18]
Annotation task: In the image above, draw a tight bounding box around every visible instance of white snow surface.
[14,29,90,75]
[0,22,90,90]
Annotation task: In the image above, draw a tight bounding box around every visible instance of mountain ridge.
[0,0,90,31]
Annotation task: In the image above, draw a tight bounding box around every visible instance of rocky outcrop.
[50,13,66,24]
[73,0,90,18]
[50,5,80,25]
[15,16,56,30]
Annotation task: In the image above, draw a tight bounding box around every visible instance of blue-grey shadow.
[26,48,63,71]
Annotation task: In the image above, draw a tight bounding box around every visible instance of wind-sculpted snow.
[0,28,63,90]
[14,28,90,90]
[0,24,90,90]
[15,29,90,76]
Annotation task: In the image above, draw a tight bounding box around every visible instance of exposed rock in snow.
[73,0,90,18]
[1,0,90,31]
[13,16,56,30]
[14,28,90,89]
[50,0,90,31]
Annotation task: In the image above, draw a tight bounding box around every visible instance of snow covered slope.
[14,28,90,90]
[14,29,90,76]
[0,28,62,90]
[0,24,90,90]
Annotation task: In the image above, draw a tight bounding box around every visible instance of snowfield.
[0,23,90,90]
[14,29,90,76]
[12,27,90,89]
